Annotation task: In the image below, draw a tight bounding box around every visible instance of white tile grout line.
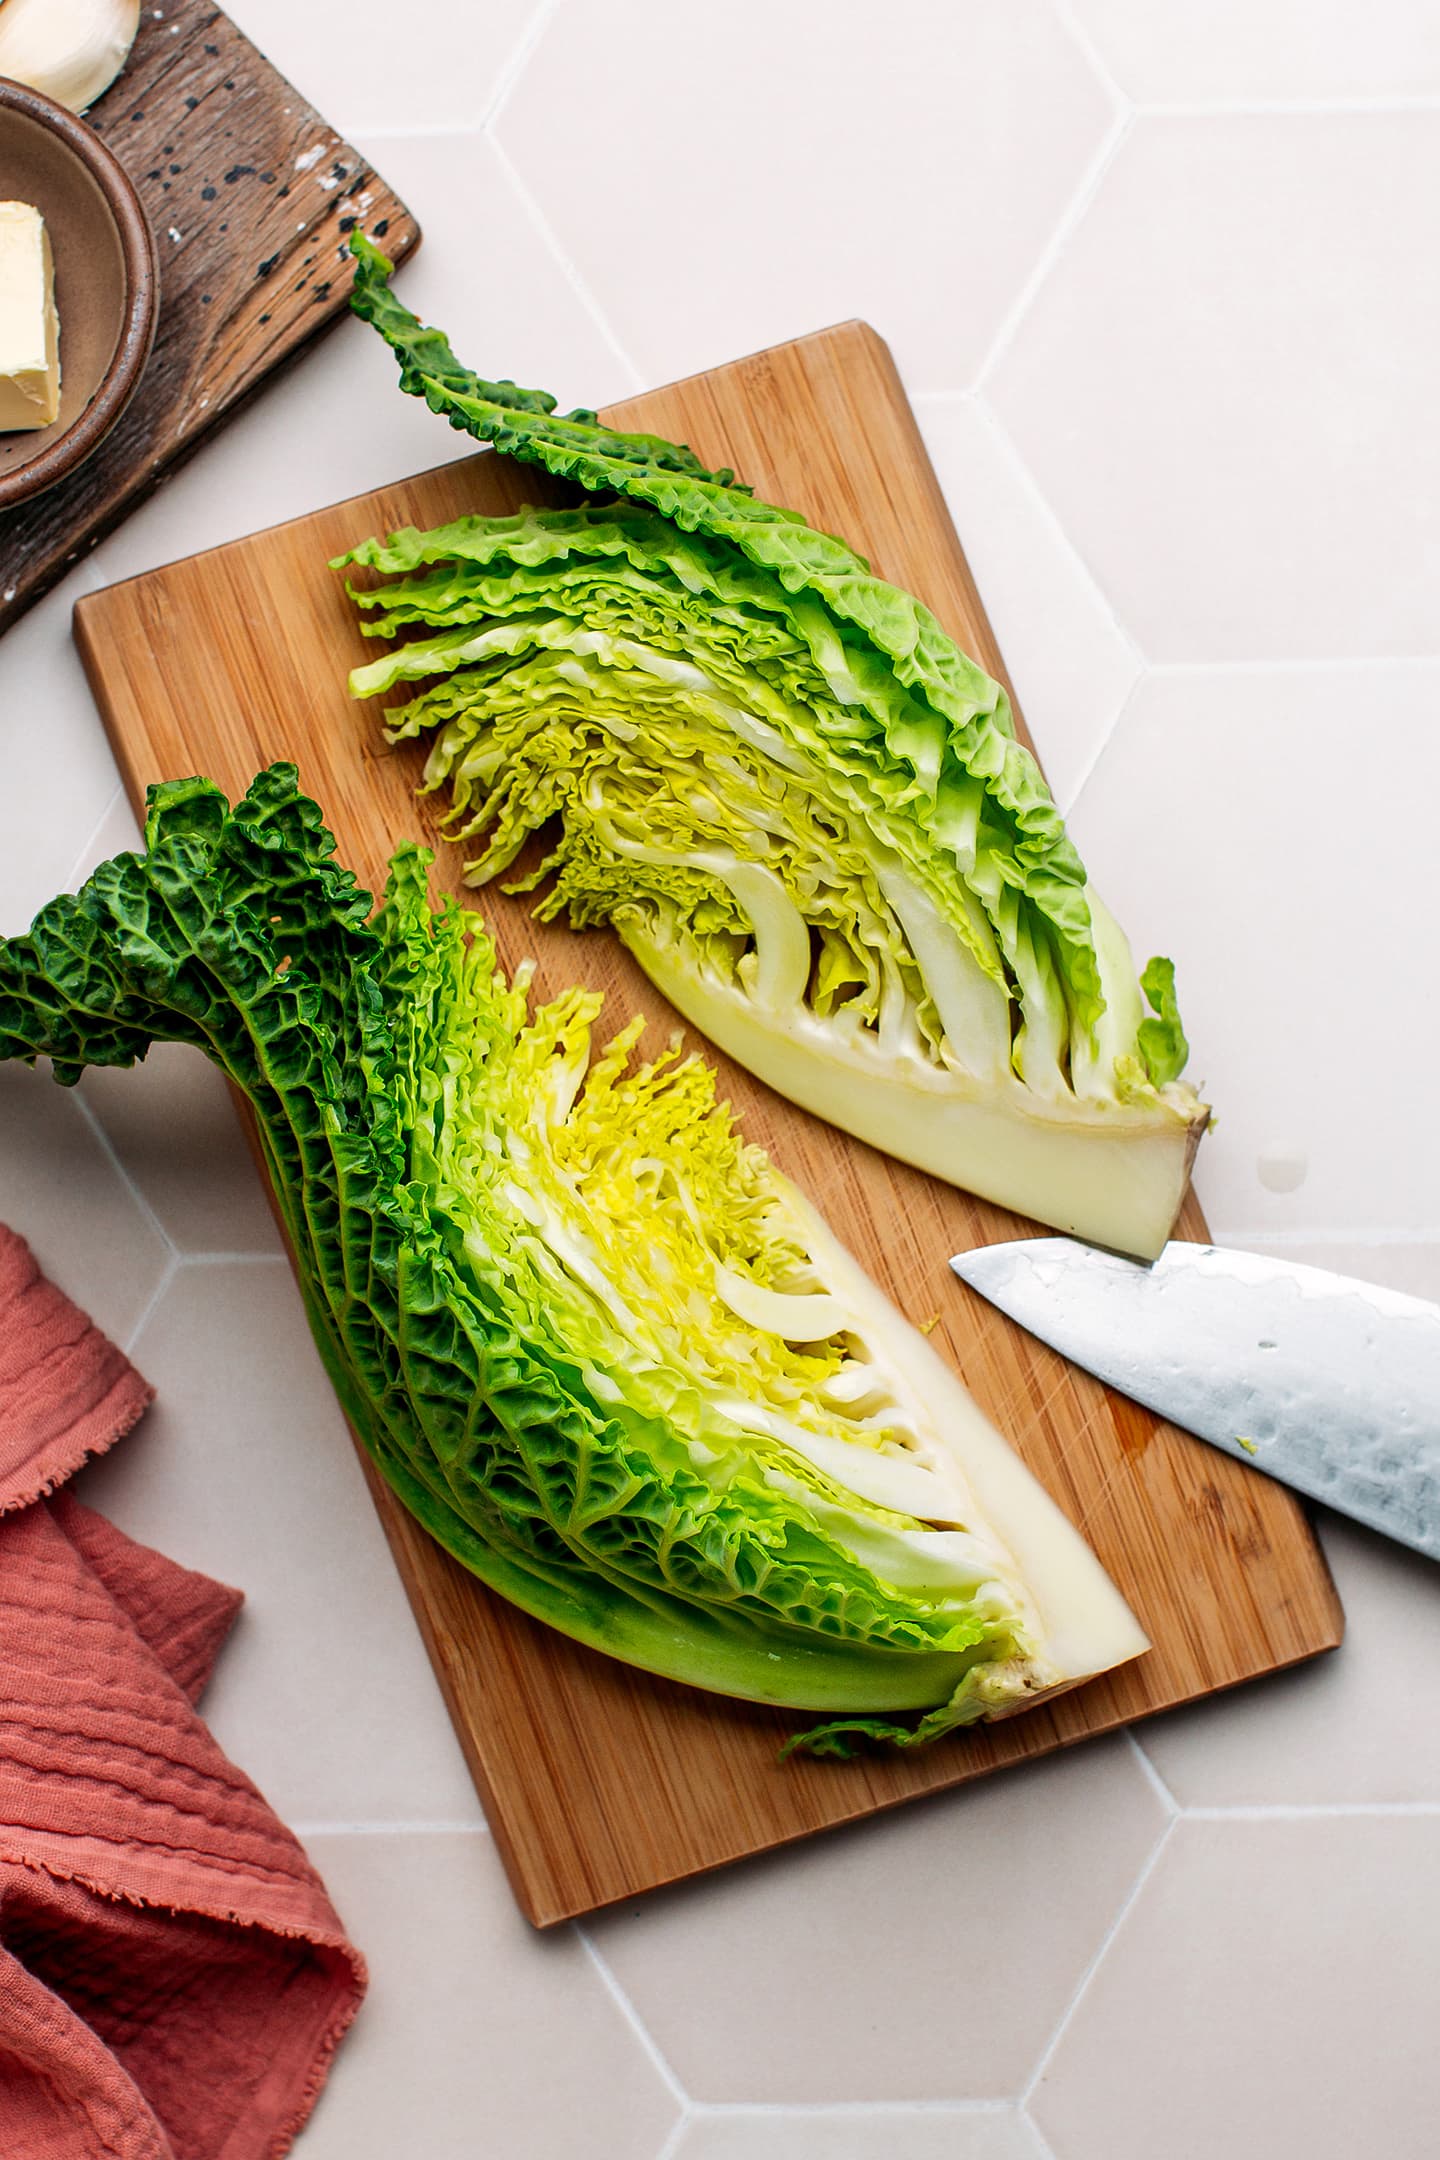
[1052,0,1130,112]
[1011,1796,1440,2137]
[1126,1730,1181,1817]
[1046,6,1440,122]
[973,101,1133,395]
[687,2100,1022,2122]
[61,783,126,894]
[1021,2108,1064,2160]
[1145,654,1440,677]
[69,1088,177,1262]
[914,386,1149,684]
[355,119,482,144]
[485,126,648,396]
[1020,1813,1177,2114]
[359,10,646,402]
[1185,1802,1440,1821]
[1053,667,1144,819]
[480,0,564,135]
[576,1925,692,2112]
[480,0,648,401]
[121,1251,178,1357]
[652,2113,691,2160]
[959,32,1133,693]
[975,394,1149,677]
[339,2,566,143]
[1137,95,1440,118]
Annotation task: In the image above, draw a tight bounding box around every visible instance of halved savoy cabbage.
[0,767,1147,1750]
[338,236,1208,1261]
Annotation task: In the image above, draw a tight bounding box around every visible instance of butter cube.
[0,202,61,432]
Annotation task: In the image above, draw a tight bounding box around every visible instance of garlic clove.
[0,0,141,117]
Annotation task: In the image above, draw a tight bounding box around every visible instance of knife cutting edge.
[949,1238,1440,1563]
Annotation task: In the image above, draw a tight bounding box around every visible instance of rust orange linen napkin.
[0,1223,366,2156]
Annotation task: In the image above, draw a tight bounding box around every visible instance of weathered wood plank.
[0,0,418,633]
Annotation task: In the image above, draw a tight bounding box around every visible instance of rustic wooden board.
[0,0,418,635]
[73,320,1343,1927]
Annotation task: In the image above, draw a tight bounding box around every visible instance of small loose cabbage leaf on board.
[337,235,1208,1262]
[0,767,1147,1752]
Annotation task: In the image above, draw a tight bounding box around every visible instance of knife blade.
[949,1238,1440,1561]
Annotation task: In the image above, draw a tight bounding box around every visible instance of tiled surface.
[588,1742,1165,2104]
[230,0,546,137]
[76,1261,483,1828]
[496,0,1118,392]
[914,396,1140,810]
[988,113,1440,661]
[0,573,119,936]
[672,2110,1044,2160]
[0,1064,169,1346]
[1032,1817,1440,2159]
[1139,1514,1440,1807]
[79,1045,285,1256]
[296,1832,680,2159]
[1061,663,1440,1239]
[0,4,1435,2153]
[1068,0,1440,103]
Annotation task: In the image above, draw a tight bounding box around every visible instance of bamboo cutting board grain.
[73,321,1343,1926]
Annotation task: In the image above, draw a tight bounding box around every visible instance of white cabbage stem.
[0,0,140,115]
[630,919,1207,1263]
[771,1179,1151,1700]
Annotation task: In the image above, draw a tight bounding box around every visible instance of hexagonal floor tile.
[0,1062,170,1347]
[345,129,637,411]
[89,316,466,592]
[1139,1509,1440,1807]
[79,1044,284,1257]
[76,1259,480,1827]
[0,574,121,940]
[1063,663,1440,1240]
[495,0,1115,392]
[916,395,1139,809]
[1068,0,1440,103]
[298,1831,681,2160]
[225,0,542,137]
[1032,1816,1440,2160]
[990,114,1440,659]
[674,2107,1043,2160]
[588,1739,1168,2104]
[64,787,140,886]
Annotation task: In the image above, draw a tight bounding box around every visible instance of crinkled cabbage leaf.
[0,766,1146,1751]
[340,236,1208,1260]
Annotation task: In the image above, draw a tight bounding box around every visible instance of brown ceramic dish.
[0,77,158,514]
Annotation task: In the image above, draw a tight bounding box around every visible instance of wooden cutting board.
[73,320,1343,1927]
[0,0,418,637]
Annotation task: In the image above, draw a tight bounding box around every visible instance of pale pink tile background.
[2,5,1436,2153]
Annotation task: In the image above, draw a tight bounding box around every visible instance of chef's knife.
[949,1239,1440,1561]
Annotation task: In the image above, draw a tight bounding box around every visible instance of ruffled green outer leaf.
[349,232,745,491]
[0,765,1152,1751]
[1137,956,1189,1089]
[343,241,1209,1259]
[347,235,1102,1022]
